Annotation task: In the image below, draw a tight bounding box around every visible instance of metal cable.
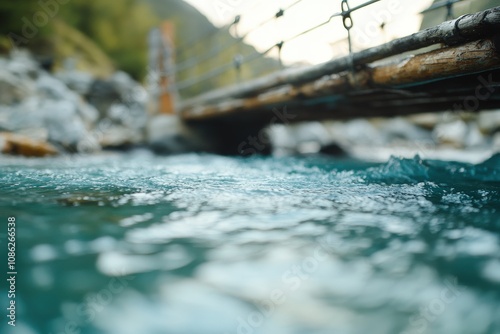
[176,23,229,58]
[420,0,464,14]
[177,44,276,91]
[175,0,307,74]
[177,0,382,91]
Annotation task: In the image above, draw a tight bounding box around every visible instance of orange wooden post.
[148,21,177,114]
[159,22,176,114]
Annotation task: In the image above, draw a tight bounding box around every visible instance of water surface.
[1,152,500,334]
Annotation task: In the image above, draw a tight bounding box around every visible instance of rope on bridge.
[175,0,267,58]
[174,0,468,95]
[174,0,306,73]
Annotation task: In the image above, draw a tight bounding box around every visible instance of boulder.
[493,133,500,153]
[433,120,468,148]
[86,79,121,116]
[0,98,45,131]
[465,123,486,148]
[40,99,93,151]
[319,142,347,156]
[433,120,487,148]
[6,49,39,80]
[147,114,208,153]
[0,50,154,155]
[99,124,143,149]
[0,66,35,105]
[407,113,442,130]
[55,70,94,96]
[110,71,137,101]
[37,72,99,129]
[380,117,432,143]
[1,97,99,152]
[269,124,297,156]
[37,72,73,100]
[328,119,385,146]
[0,132,58,157]
[478,110,500,134]
[76,100,100,129]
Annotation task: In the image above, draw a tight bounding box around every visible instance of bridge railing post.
[148,21,178,115]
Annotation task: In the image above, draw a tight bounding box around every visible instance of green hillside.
[0,0,278,97]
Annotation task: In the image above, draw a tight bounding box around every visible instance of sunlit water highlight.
[1,152,499,334]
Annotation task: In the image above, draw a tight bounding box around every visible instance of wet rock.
[0,50,150,154]
[40,99,93,151]
[293,122,331,146]
[319,142,347,156]
[0,98,46,132]
[433,121,486,148]
[36,73,70,100]
[269,124,297,156]
[84,73,148,149]
[99,125,142,149]
[0,66,35,105]
[108,103,147,130]
[297,141,321,154]
[5,49,39,79]
[86,79,121,116]
[86,71,147,116]
[478,110,500,134]
[1,97,98,152]
[433,120,468,148]
[110,71,137,101]
[76,100,100,129]
[36,72,99,129]
[96,102,147,148]
[147,115,207,154]
[329,119,385,146]
[380,118,432,143]
[0,132,58,157]
[55,70,94,96]
[270,122,332,155]
[407,113,442,130]
[465,123,486,148]
[493,133,500,152]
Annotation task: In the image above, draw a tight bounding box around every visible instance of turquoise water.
[1,152,500,334]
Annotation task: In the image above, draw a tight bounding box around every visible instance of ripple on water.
[1,153,500,334]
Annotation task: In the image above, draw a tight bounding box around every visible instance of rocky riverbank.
[271,111,500,163]
[1,50,500,161]
[0,50,148,156]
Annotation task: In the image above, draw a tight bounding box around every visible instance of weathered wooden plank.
[180,6,500,111]
[181,37,500,121]
[370,39,500,86]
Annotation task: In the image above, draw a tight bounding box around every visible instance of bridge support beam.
[181,36,500,124]
[184,119,272,155]
[165,7,500,156]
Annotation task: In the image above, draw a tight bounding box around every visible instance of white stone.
[433,120,468,147]
[478,110,500,134]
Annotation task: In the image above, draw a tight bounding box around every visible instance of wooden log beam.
[181,37,500,121]
[370,38,500,87]
[180,6,500,111]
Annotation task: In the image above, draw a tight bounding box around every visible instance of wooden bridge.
[148,2,500,155]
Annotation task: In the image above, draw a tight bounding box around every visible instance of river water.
[1,152,500,334]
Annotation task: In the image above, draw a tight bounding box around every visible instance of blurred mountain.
[0,0,278,97]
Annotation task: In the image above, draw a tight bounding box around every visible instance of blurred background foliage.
[0,0,278,97]
[421,0,500,29]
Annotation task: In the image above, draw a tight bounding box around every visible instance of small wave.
[362,153,500,184]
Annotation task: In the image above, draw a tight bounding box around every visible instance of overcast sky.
[183,0,434,65]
